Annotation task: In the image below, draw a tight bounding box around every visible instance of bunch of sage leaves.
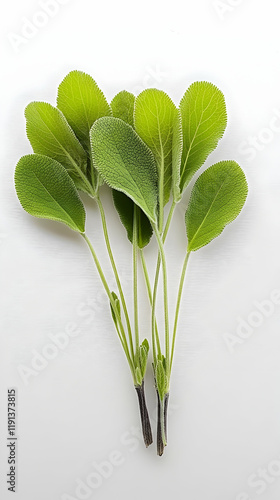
[15,71,248,455]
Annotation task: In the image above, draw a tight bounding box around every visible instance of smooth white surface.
[1,1,280,499]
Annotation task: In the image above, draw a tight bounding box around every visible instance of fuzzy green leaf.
[186,161,248,252]
[25,101,91,195]
[110,291,121,328]
[155,359,168,401]
[139,339,149,377]
[111,90,135,127]
[135,367,143,386]
[172,109,183,203]
[90,117,158,224]
[112,190,153,248]
[57,70,111,152]
[179,82,227,194]
[134,89,177,206]
[15,154,86,233]
[111,92,153,246]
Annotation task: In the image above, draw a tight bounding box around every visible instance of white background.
[1,1,280,499]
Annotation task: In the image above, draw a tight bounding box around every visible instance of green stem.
[164,200,176,240]
[71,159,96,197]
[170,251,190,370]
[96,196,134,360]
[153,225,170,376]
[151,200,176,365]
[81,233,135,381]
[133,206,140,358]
[140,250,162,360]
[158,167,164,234]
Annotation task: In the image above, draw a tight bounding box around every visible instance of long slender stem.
[151,202,176,354]
[170,251,190,370]
[96,196,134,360]
[164,200,176,241]
[81,233,135,380]
[151,201,176,365]
[140,250,162,360]
[153,226,170,376]
[133,206,140,358]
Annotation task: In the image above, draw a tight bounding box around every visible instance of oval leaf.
[15,154,86,233]
[57,70,111,151]
[111,92,153,246]
[179,82,227,194]
[186,161,248,252]
[25,101,90,195]
[111,90,135,127]
[112,190,153,248]
[134,89,177,206]
[90,117,158,224]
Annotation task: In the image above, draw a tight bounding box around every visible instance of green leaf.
[139,338,149,377]
[25,101,91,195]
[15,154,86,233]
[110,291,121,328]
[155,358,167,401]
[134,89,177,208]
[179,82,227,194]
[57,70,111,151]
[172,109,183,203]
[135,367,143,386]
[90,117,158,224]
[111,90,135,127]
[186,161,248,252]
[112,190,153,248]
[111,92,153,246]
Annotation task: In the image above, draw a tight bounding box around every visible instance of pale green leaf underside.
[90,117,158,223]
[134,89,177,205]
[111,90,135,127]
[186,161,248,252]
[180,81,227,194]
[57,70,111,151]
[112,190,153,248]
[15,154,86,233]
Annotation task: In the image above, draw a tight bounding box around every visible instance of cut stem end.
[156,390,169,456]
[135,381,153,447]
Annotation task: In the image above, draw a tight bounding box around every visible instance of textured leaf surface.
[134,89,177,205]
[186,161,248,252]
[15,155,85,232]
[111,91,152,245]
[110,291,121,327]
[139,339,149,377]
[172,109,183,203]
[155,359,168,401]
[179,82,227,193]
[113,190,153,248]
[90,117,158,223]
[111,90,135,127]
[57,70,111,151]
[25,101,87,172]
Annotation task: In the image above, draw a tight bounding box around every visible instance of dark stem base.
[156,391,169,456]
[135,381,153,447]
